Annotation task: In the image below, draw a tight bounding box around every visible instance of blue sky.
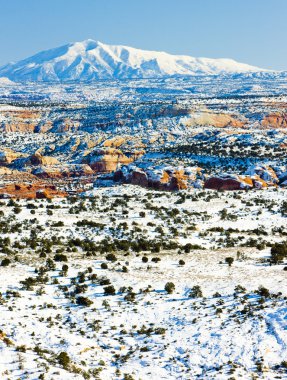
[0,0,286,70]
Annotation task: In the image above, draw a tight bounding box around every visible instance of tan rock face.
[103,136,126,148]
[0,149,23,165]
[262,113,287,128]
[33,164,94,178]
[167,170,188,191]
[130,170,148,187]
[55,118,80,133]
[114,166,190,191]
[185,112,245,128]
[0,109,42,132]
[83,148,133,172]
[0,183,66,199]
[30,153,60,166]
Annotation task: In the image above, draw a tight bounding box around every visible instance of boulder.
[130,169,148,187]
[204,175,252,191]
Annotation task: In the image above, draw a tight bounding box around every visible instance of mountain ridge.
[0,39,272,82]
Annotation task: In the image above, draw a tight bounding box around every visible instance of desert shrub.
[46,258,56,271]
[99,278,110,285]
[20,277,37,290]
[270,242,287,264]
[164,282,175,294]
[104,285,116,295]
[142,256,148,263]
[61,264,69,274]
[76,296,93,307]
[106,253,117,262]
[1,258,11,267]
[52,221,64,227]
[189,285,203,298]
[124,291,136,302]
[179,259,185,266]
[256,286,270,298]
[54,253,68,262]
[57,351,70,368]
[101,263,108,269]
[225,257,234,267]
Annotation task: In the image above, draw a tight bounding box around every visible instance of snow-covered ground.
[0,186,286,379]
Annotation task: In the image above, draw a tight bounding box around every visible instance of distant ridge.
[0,39,270,82]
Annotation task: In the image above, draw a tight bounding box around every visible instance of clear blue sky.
[0,0,286,70]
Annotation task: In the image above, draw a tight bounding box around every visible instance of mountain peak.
[0,40,268,82]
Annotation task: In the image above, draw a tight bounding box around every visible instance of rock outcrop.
[245,165,278,185]
[30,152,60,166]
[32,164,94,178]
[0,183,66,199]
[262,113,287,129]
[204,175,252,191]
[0,149,24,165]
[185,112,245,128]
[113,165,203,191]
[204,166,280,191]
[82,148,133,172]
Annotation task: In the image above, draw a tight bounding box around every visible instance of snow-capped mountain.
[0,39,268,82]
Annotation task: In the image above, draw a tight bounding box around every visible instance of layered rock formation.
[0,183,66,199]
[262,113,287,129]
[29,152,60,166]
[204,165,280,191]
[82,148,134,172]
[185,112,245,128]
[0,149,24,165]
[204,175,253,191]
[32,164,94,178]
[113,165,203,191]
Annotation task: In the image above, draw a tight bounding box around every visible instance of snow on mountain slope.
[0,39,268,82]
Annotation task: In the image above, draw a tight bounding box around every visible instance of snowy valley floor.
[0,186,286,379]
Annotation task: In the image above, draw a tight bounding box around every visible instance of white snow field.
[0,186,286,379]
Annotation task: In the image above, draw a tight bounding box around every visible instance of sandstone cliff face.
[103,136,126,148]
[185,112,245,128]
[32,164,94,178]
[82,148,133,172]
[30,153,60,166]
[204,165,280,191]
[0,109,41,132]
[204,176,249,191]
[0,183,66,199]
[113,165,200,191]
[262,113,287,129]
[0,149,24,165]
[167,169,188,191]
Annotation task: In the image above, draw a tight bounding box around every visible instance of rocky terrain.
[0,76,287,196]
[0,77,286,379]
